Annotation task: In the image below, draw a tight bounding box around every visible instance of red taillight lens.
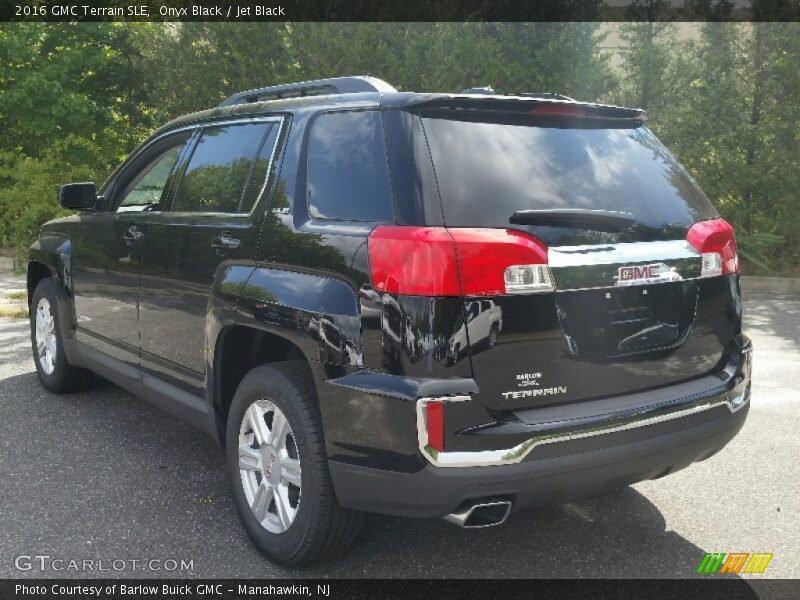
[425,401,444,453]
[686,218,739,276]
[450,228,550,295]
[367,226,551,296]
[366,227,461,296]
[529,103,586,118]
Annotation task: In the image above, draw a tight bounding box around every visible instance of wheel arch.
[27,235,79,357]
[27,260,52,307]
[208,263,363,445]
[212,323,312,444]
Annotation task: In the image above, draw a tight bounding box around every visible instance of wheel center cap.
[261,445,280,485]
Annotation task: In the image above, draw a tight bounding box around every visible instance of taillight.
[367,226,553,296]
[686,218,739,277]
[425,401,444,453]
[366,227,461,296]
[529,103,586,118]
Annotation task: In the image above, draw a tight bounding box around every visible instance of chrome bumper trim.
[416,386,749,468]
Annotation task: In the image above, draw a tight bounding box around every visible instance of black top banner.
[2,0,800,22]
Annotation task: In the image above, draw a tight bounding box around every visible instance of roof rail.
[461,86,495,95]
[518,92,576,101]
[218,76,397,107]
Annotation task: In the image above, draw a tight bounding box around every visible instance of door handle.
[211,231,241,251]
[122,225,143,243]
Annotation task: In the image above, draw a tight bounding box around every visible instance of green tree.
[135,22,296,121]
[652,19,800,271]
[1,20,798,273]
[0,23,149,260]
[617,1,676,111]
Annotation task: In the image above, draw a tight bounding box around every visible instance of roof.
[155,75,646,137]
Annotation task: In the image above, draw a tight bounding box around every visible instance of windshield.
[421,117,717,245]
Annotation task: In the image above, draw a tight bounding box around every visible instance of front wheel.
[29,278,93,393]
[226,361,363,566]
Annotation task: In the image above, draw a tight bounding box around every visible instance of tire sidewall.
[225,366,322,563]
[30,278,69,391]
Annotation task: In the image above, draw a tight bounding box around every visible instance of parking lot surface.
[0,295,797,579]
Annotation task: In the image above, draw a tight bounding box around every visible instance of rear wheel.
[29,278,93,393]
[226,361,363,566]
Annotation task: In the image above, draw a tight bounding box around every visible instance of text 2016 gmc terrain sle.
[28,76,752,566]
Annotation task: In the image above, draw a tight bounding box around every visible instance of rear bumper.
[331,399,748,518]
[329,336,752,518]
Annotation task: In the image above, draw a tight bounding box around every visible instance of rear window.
[306,110,394,222]
[421,116,717,244]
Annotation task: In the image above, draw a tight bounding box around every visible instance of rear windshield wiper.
[510,209,635,232]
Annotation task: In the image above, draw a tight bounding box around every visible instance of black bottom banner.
[1,579,794,600]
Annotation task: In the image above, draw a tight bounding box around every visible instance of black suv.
[28,76,752,566]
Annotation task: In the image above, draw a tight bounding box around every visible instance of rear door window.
[306,110,394,222]
[172,122,278,214]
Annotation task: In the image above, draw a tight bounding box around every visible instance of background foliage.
[1,18,798,272]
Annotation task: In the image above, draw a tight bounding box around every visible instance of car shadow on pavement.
[334,489,738,579]
[0,366,751,586]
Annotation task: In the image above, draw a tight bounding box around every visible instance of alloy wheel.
[238,399,302,534]
[35,297,57,375]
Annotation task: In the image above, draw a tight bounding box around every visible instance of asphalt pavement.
[0,293,797,580]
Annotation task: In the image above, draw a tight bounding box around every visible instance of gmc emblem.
[618,264,659,282]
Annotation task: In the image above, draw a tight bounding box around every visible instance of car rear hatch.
[412,96,741,412]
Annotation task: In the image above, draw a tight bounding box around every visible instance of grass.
[0,306,28,319]
[6,291,26,301]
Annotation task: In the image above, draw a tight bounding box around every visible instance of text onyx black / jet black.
[28,76,752,566]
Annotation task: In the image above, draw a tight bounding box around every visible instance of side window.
[116,137,187,213]
[241,124,280,211]
[307,111,394,222]
[172,122,276,214]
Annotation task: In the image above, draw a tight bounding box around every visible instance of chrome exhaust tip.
[443,499,512,529]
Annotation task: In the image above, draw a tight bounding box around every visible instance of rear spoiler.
[404,95,647,123]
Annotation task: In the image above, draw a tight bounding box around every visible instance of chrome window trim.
[154,116,286,142]
[107,116,286,217]
[167,117,286,217]
[416,388,749,468]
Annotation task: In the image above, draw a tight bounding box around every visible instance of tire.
[29,278,94,393]
[226,361,363,566]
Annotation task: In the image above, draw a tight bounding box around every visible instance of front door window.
[116,142,184,212]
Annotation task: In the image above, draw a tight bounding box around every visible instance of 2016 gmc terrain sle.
[28,76,752,566]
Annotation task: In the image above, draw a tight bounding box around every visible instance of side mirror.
[58,182,97,211]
